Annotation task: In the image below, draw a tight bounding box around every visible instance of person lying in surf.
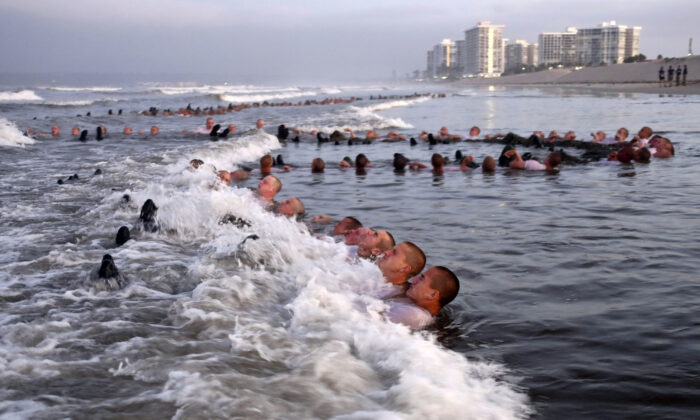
[384,266,460,330]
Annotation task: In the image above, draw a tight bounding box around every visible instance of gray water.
[1,82,699,419]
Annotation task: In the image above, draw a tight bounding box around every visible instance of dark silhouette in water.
[116,226,130,246]
[218,127,230,138]
[94,254,128,291]
[79,130,88,142]
[275,155,285,166]
[209,124,221,137]
[277,125,289,141]
[139,199,159,232]
[96,126,104,141]
[410,137,417,146]
[220,214,251,228]
[93,168,102,175]
[99,254,119,279]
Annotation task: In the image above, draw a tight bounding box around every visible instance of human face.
[123,126,132,135]
[377,244,410,283]
[344,228,362,245]
[51,125,60,136]
[257,176,279,198]
[469,127,480,137]
[71,127,80,136]
[278,198,301,216]
[256,119,265,129]
[206,118,214,130]
[150,126,159,135]
[615,128,628,141]
[406,267,439,303]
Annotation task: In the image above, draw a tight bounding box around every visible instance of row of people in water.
[135,93,445,117]
[95,155,458,329]
[25,118,675,163]
[200,157,458,329]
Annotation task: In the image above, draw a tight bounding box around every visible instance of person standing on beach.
[658,66,665,87]
[667,65,674,87]
[676,66,682,86]
[683,65,688,86]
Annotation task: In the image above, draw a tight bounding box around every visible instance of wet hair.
[267,175,282,194]
[116,226,130,246]
[469,126,481,136]
[355,154,369,168]
[189,159,204,169]
[342,156,353,165]
[431,153,445,170]
[260,154,274,170]
[547,152,562,168]
[617,146,635,163]
[79,130,88,142]
[635,147,651,163]
[275,155,285,166]
[639,126,653,138]
[336,217,362,233]
[430,266,460,309]
[311,157,325,173]
[393,153,409,170]
[619,127,629,138]
[139,201,159,232]
[482,156,496,172]
[383,231,396,249]
[402,241,426,277]
[96,126,103,141]
[98,254,119,279]
[277,124,289,140]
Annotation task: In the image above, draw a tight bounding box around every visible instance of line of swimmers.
[137,92,444,117]
[199,158,459,329]
[99,157,458,329]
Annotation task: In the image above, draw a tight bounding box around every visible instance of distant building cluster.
[424,20,642,79]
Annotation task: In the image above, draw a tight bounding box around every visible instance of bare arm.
[506,150,526,170]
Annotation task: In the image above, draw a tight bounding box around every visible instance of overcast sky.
[0,0,697,83]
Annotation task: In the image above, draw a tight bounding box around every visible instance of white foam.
[0,118,36,147]
[360,96,431,112]
[218,90,317,104]
[153,85,302,96]
[0,90,42,101]
[47,86,122,92]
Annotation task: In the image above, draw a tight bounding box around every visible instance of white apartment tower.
[464,21,505,77]
[538,27,577,66]
[426,38,457,78]
[576,21,642,65]
[505,40,538,71]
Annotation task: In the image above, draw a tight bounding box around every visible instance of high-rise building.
[425,38,457,78]
[505,40,530,71]
[527,43,539,67]
[426,50,435,78]
[576,21,642,65]
[538,27,577,66]
[624,26,641,58]
[464,21,505,77]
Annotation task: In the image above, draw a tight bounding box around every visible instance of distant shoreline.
[448,55,700,95]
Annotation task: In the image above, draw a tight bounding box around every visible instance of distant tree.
[657,54,663,60]
[623,54,647,63]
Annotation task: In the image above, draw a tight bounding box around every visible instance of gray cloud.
[0,0,697,82]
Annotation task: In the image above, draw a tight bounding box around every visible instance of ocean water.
[1,82,699,419]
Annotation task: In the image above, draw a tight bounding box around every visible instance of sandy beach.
[453,55,700,95]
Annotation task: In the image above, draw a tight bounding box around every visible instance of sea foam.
[0,118,36,147]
